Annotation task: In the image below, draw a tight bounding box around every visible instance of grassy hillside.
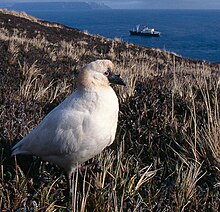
[1,9,220,211]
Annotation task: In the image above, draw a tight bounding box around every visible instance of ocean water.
[24,9,220,62]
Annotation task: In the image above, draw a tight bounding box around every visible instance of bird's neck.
[77,70,109,89]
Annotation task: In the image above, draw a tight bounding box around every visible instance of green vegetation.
[0,9,220,211]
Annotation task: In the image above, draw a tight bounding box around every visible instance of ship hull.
[129,30,160,37]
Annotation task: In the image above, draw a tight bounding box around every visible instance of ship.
[129,25,160,37]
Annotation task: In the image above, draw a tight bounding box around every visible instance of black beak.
[108,72,126,86]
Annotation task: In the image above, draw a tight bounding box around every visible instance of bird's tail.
[11,140,28,156]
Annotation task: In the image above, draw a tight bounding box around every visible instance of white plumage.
[12,59,125,181]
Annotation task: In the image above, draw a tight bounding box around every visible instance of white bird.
[12,59,125,185]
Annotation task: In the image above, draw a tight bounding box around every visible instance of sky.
[5,0,220,9]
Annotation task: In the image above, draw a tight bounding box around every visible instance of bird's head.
[78,60,126,89]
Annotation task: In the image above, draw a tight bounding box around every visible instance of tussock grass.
[1,10,220,211]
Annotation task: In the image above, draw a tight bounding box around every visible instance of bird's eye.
[104,69,110,77]
[104,68,111,77]
[104,71,110,77]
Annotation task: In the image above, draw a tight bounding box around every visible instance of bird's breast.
[74,88,119,158]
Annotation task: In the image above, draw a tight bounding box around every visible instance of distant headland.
[0,1,111,11]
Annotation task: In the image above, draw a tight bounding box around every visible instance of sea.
[20,9,220,62]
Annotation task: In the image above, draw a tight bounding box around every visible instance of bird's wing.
[12,107,85,157]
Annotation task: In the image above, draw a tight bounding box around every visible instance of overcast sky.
[6,0,220,9]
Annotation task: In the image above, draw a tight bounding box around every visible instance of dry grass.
[1,10,220,211]
[0,9,64,29]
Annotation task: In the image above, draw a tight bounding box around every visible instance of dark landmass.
[0,1,111,11]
